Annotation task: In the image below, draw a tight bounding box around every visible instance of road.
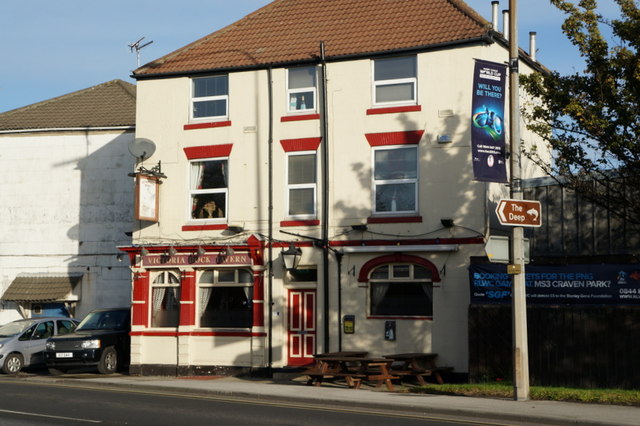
[0,378,492,425]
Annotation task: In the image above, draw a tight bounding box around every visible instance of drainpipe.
[267,67,274,372]
[319,41,330,352]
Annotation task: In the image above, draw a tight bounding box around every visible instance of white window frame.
[372,56,417,106]
[286,151,317,219]
[190,75,229,121]
[188,157,229,222]
[286,66,317,113]
[372,146,418,215]
[150,270,181,328]
[368,263,433,318]
[197,268,253,329]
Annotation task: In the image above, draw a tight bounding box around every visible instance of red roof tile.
[134,0,490,78]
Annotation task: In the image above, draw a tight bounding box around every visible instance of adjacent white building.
[0,80,136,323]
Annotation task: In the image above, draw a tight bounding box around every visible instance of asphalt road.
[0,379,492,425]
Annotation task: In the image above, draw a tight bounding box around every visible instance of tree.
[520,0,640,226]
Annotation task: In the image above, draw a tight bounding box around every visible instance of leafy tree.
[521,0,640,226]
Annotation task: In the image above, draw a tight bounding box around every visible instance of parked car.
[44,307,130,375]
[0,317,80,375]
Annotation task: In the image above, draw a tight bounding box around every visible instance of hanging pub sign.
[469,264,640,306]
[134,174,159,222]
[471,59,508,183]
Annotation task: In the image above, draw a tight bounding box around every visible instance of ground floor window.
[198,268,253,328]
[369,264,433,316]
[151,270,181,327]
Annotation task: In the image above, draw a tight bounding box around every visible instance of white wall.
[0,130,136,322]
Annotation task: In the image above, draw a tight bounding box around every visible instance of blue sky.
[0,0,620,113]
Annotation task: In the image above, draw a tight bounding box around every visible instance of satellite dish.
[128,138,156,162]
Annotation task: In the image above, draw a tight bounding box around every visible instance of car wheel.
[2,353,24,375]
[97,347,118,374]
[48,367,68,376]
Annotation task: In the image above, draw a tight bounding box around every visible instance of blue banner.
[471,60,508,183]
[469,264,640,305]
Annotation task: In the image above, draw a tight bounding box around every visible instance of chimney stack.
[491,1,500,31]
[502,10,510,40]
[529,31,537,61]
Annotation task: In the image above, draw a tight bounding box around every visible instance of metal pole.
[508,0,530,401]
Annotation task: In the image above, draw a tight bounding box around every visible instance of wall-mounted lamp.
[281,242,302,271]
[141,247,150,256]
[167,246,178,256]
[440,218,454,228]
[351,224,368,232]
[197,246,206,257]
[225,246,235,256]
[116,254,124,262]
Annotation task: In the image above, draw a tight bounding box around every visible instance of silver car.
[0,317,79,374]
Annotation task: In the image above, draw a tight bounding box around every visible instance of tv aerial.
[128,37,153,67]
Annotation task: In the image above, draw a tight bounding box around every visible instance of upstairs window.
[373,56,417,105]
[192,75,228,120]
[373,146,418,214]
[287,66,317,112]
[287,152,317,218]
[190,159,228,221]
[370,264,433,317]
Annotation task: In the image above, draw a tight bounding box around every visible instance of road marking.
[0,408,101,423]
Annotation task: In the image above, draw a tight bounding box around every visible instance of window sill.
[280,219,320,227]
[182,224,228,231]
[280,113,320,122]
[366,105,422,115]
[184,120,232,130]
[367,216,422,224]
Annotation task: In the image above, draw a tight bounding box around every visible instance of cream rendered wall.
[133,40,549,371]
[0,130,135,323]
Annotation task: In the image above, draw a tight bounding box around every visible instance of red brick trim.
[367,216,422,224]
[182,224,228,231]
[280,137,322,152]
[183,121,232,130]
[280,220,320,227]
[183,144,233,160]
[357,253,441,283]
[130,331,267,337]
[366,105,422,115]
[280,114,320,122]
[365,130,424,146]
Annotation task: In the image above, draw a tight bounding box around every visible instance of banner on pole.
[471,60,508,183]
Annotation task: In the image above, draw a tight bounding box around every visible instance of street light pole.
[508,0,530,401]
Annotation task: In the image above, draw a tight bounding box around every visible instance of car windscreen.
[0,320,36,337]
[77,310,129,331]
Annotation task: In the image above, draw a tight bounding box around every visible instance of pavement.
[10,371,640,425]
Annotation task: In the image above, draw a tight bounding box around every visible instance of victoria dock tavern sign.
[143,253,250,267]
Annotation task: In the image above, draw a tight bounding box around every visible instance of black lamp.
[281,243,302,271]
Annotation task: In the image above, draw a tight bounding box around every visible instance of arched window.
[150,270,181,327]
[198,269,253,328]
[369,263,433,317]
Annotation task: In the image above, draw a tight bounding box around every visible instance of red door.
[287,290,316,366]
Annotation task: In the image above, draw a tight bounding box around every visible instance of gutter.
[0,126,135,134]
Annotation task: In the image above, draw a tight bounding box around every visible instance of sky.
[0,0,623,113]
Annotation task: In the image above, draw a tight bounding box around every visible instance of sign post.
[508,0,530,401]
[496,199,541,227]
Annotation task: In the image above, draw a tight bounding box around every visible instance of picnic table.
[383,352,453,385]
[304,353,399,391]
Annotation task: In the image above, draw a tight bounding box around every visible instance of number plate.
[56,352,73,358]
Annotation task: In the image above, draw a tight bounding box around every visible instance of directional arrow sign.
[496,199,542,227]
